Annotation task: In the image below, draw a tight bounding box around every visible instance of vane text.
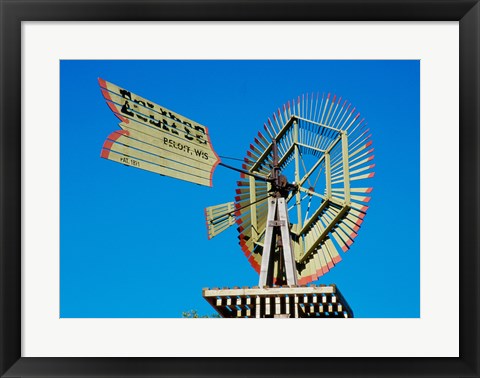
[163,137,209,160]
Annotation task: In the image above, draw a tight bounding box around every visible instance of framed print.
[58,59,419,321]
[1,1,479,377]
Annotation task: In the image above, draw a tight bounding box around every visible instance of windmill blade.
[205,202,236,239]
[99,78,221,187]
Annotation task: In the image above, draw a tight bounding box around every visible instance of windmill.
[99,79,374,318]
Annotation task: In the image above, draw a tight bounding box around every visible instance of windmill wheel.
[233,93,375,285]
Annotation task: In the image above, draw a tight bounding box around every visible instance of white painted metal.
[259,197,299,287]
[259,198,277,287]
[277,197,299,286]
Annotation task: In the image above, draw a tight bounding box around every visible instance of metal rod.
[218,155,246,162]
[209,195,269,224]
[218,162,270,182]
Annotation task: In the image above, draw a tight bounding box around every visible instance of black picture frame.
[1,1,478,377]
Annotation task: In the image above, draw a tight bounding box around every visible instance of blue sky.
[60,60,420,318]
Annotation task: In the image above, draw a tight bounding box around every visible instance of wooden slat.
[325,238,341,264]
[349,140,373,159]
[205,202,236,239]
[332,187,373,194]
[101,147,210,186]
[350,172,375,181]
[349,155,375,170]
[114,115,215,157]
[349,164,375,176]
[108,129,214,172]
[103,140,211,180]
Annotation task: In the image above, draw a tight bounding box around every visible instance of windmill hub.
[268,173,297,198]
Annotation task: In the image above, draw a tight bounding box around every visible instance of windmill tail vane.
[205,194,271,239]
[98,78,222,187]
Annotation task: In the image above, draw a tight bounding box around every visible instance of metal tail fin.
[205,202,236,239]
